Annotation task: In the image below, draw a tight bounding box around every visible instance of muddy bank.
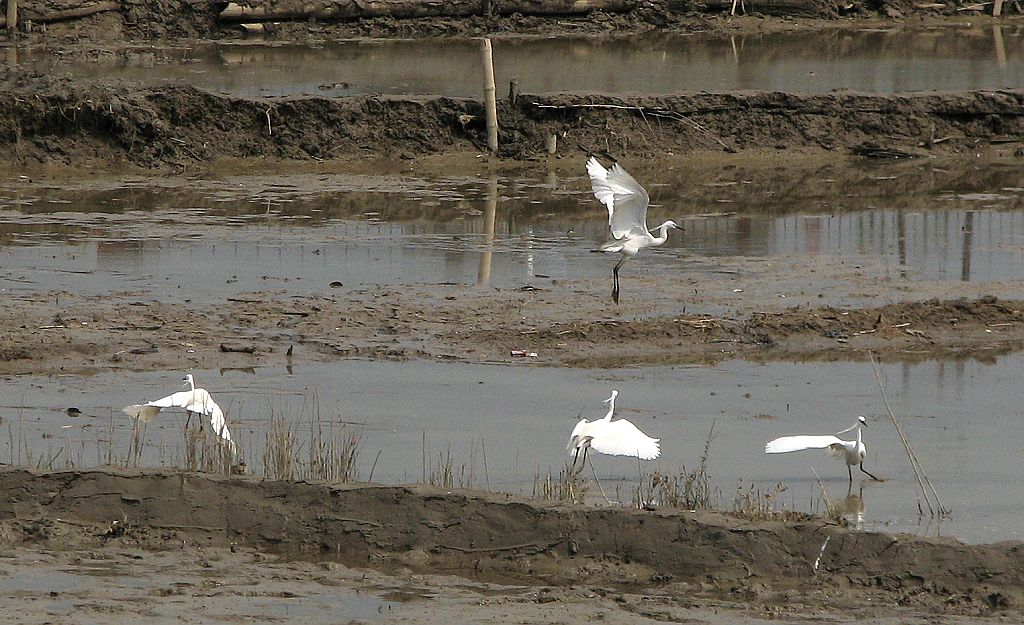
[3,280,1024,374]
[0,467,1021,618]
[0,77,1021,169]
[0,0,988,43]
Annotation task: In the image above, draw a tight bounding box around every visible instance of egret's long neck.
[602,396,616,422]
[652,222,674,245]
[856,426,863,445]
[185,377,195,391]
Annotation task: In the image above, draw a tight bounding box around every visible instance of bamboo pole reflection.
[961,209,974,282]
[994,25,1007,71]
[476,176,498,286]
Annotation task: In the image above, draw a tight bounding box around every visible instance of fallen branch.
[0,1,120,27]
[219,0,634,22]
[220,343,256,354]
[437,538,562,553]
[529,101,736,152]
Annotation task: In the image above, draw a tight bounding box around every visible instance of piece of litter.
[732,289,743,293]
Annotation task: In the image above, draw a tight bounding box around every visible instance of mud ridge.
[1,467,1021,616]
[0,78,1021,168]
[4,289,1024,375]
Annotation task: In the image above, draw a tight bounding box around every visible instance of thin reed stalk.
[869,354,948,517]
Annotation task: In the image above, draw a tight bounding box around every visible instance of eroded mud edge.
[0,467,1021,617]
[0,79,1021,170]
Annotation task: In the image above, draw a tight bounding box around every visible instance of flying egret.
[566,389,660,472]
[764,416,880,482]
[123,374,236,452]
[586,156,680,304]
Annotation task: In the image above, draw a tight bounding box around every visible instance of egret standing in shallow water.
[586,156,680,304]
[764,415,880,483]
[123,374,236,453]
[566,389,660,472]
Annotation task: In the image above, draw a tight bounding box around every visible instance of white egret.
[123,374,236,452]
[764,416,880,482]
[566,389,660,472]
[586,156,680,304]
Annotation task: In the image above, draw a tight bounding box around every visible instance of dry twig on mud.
[529,101,736,152]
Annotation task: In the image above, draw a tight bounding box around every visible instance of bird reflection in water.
[838,484,865,531]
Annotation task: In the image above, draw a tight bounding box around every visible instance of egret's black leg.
[859,463,881,481]
[847,463,853,483]
[571,446,582,473]
[580,446,589,473]
[184,411,193,431]
[612,257,624,305]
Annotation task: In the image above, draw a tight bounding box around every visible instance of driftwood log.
[0,1,119,28]
[701,0,829,16]
[219,0,635,22]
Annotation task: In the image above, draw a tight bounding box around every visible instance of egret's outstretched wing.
[147,390,195,410]
[586,157,651,240]
[122,389,193,423]
[206,400,233,445]
[765,435,845,454]
[122,404,162,423]
[589,419,660,460]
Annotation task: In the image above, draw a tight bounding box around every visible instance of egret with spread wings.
[586,156,680,304]
[123,374,236,453]
[765,415,880,482]
[566,389,660,472]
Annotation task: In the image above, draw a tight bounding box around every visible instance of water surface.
[2,159,1024,306]
[3,355,1022,543]
[5,25,1023,96]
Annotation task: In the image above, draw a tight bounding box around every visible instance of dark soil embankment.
[0,0,951,42]
[0,77,1021,168]
[1,467,1022,617]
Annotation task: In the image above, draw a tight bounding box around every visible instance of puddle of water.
[2,160,1024,308]
[0,553,396,623]
[3,355,1023,544]
[5,26,1024,96]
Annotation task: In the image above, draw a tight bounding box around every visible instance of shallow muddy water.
[0,550,398,624]
[3,354,1023,544]
[2,159,1024,308]
[6,25,1024,96]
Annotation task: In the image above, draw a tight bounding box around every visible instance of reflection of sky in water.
[3,355,1023,543]
[5,26,1024,95]
[2,162,1024,299]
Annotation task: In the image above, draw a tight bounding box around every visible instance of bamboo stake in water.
[6,0,17,33]
[480,38,499,154]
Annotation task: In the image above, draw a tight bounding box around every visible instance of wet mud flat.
[0,75,1021,168]
[6,258,1024,373]
[1,467,1022,623]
